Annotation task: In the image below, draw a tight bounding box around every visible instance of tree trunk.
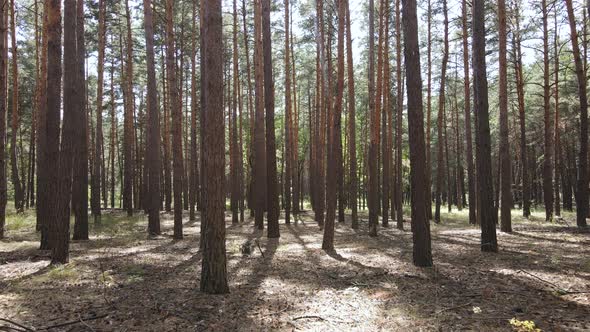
[381,0,390,228]
[472,0,498,252]
[231,0,240,225]
[461,0,476,225]
[394,0,404,229]
[542,0,553,221]
[0,0,7,239]
[92,0,105,223]
[200,0,229,294]
[565,0,589,228]
[553,10,561,217]
[9,0,23,212]
[434,0,449,223]
[189,0,199,222]
[315,0,327,228]
[284,0,292,225]
[165,0,185,239]
[344,0,357,228]
[72,0,88,240]
[368,0,381,237]
[323,0,346,251]
[253,0,267,230]
[143,0,161,235]
[290,18,299,218]
[109,60,116,209]
[47,0,68,263]
[511,1,529,219]
[498,0,512,232]
[122,0,134,217]
[262,0,279,238]
[424,0,432,221]
[402,0,432,267]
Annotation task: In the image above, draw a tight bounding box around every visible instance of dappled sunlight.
[1,209,590,330]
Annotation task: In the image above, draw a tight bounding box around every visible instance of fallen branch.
[0,319,33,332]
[38,314,108,330]
[0,325,29,332]
[516,269,564,291]
[292,315,326,321]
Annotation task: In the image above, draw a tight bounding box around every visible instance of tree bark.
[344,0,357,228]
[541,0,553,221]
[9,0,23,212]
[72,0,88,240]
[435,0,449,223]
[323,0,346,251]
[231,0,240,225]
[92,0,105,223]
[0,0,7,239]
[511,1,529,218]
[381,1,390,229]
[189,0,199,222]
[461,0,476,225]
[402,0,432,267]
[200,0,229,294]
[498,0,512,232]
[122,0,134,217]
[253,0,267,230]
[368,0,382,237]
[47,0,69,263]
[553,10,561,217]
[165,0,185,239]
[143,0,161,235]
[565,0,588,228]
[284,0,292,225]
[472,0,498,252]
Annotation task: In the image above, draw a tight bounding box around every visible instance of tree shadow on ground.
[2,210,590,331]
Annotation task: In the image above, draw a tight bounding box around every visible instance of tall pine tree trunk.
[345,0,357,228]
[72,0,88,240]
[200,0,229,294]
[284,0,292,225]
[165,0,185,239]
[92,0,105,223]
[253,0,267,230]
[0,0,7,239]
[402,0,432,267]
[565,0,589,228]
[512,1,529,218]
[143,0,161,235]
[434,0,449,223]
[122,0,134,217]
[498,0,512,232]
[473,0,498,252]
[462,0,476,224]
[9,0,23,212]
[231,0,240,225]
[542,0,553,221]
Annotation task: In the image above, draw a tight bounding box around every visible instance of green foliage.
[5,208,36,232]
[33,264,80,283]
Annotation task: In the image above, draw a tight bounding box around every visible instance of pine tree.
[143,0,161,235]
[165,0,185,239]
[498,0,511,232]
[402,0,432,267]
[200,0,229,294]
[565,0,588,228]
[472,0,498,251]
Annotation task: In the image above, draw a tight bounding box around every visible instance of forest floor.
[1,207,590,331]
